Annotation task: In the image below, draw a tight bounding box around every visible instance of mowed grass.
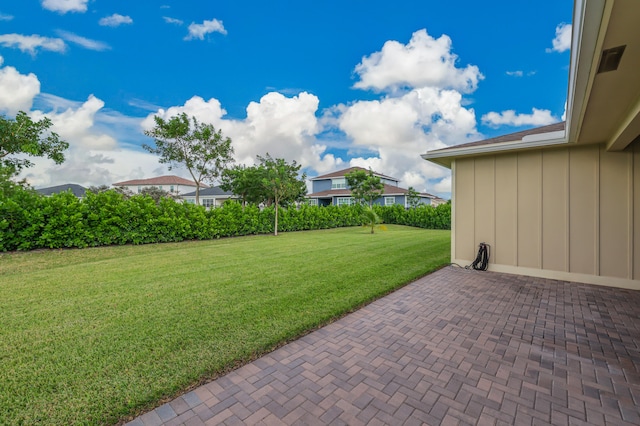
[0,225,450,425]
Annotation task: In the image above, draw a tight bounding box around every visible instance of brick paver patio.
[126,266,640,425]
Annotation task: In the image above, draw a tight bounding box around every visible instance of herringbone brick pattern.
[127,267,640,425]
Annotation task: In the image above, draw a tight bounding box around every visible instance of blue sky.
[0,0,573,197]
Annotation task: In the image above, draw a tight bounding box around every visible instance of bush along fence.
[0,189,450,251]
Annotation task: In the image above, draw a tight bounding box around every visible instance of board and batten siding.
[452,141,640,290]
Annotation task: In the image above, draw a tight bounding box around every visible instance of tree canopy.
[0,111,68,177]
[221,154,306,235]
[143,113,234,205]
[345,168,384,207]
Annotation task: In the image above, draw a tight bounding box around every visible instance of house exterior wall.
[312,180,332,192]
[452,141,640,289]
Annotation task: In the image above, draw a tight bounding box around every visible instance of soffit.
[578,0,640,149]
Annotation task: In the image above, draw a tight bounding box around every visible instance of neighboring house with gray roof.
[36,183,87,198]
[307,167,442,207]
[181,186,236,208]
[112,175,206,195]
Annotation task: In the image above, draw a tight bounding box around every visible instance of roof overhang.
[423,0,640,169]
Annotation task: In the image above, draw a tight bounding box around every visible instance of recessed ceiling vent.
[597,45,626,73]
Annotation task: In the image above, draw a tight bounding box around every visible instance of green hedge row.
[0,189,450,251]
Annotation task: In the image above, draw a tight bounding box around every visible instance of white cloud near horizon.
[56,30,110,51]
[0,33,66,55]
[185,19,227,40]
[0,56,41,115]
[99,14,133,27]
[547,23,572,53]
[41,0,88,14]
[353,29,483,94]
[481,108,558,127]
[163,16,184,25]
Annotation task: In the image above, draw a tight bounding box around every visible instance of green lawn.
[0,225,450,425]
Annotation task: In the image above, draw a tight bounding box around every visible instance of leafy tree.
[0,111,69,176]
[345,168,384,207]
[143,113,234,205]
[220,164,263,209]
[407,186,421,208]
[87,184,111,194]
[257,154,307,236]
[139,186,178,204]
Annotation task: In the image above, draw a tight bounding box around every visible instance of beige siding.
[455,159,475,262]
[635,142,640,280]
[568,146,598,275]
[473,157,495,251]
[453,142,639,287]
[517,152,542,269]
[542,150,568,271]
[494,157,518,265]
[599,146,632,278]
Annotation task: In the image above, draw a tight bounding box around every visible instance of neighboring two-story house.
[112,175,205,195]
[306,167,442,207]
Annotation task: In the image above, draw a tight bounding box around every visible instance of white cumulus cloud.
[0,13,14,21]
[41,0,88,14]
[0,33,66,55]
[481,108,558,127]
[547,23,572,53]
[0,57,41,115]
[185,19,227,41]
[353,29,483,93]
[142,93,338,175]
[99,14,133,27]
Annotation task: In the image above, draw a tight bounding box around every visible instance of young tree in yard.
[257,154,307,236]
[407,186,421,208]
[0,111,69,177]
[362,206,387,234]
[143,113,234,205]
[345,168,384,207]
[139,186,178,204]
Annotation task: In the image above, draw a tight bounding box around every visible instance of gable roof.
[112,175,208,188]
[431,122,566,152]
[182,186,234,197]
[311,167,399,182]
[423,122,567,167]
[37,183,87,197]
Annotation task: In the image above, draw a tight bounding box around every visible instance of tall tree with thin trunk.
[143,113,234,205]
[257,154,307,236]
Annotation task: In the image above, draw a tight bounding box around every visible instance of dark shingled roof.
[37,183,87,197]
[430,121,566,153]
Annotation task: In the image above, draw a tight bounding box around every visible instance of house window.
[170,185,175,193]
[185,199,195,204]
[202,198,216,208]
[308,198,318,206]
[385,196,395,206]
[337,197,354,206]
[331,178,347,189]
[137,186,141,194]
